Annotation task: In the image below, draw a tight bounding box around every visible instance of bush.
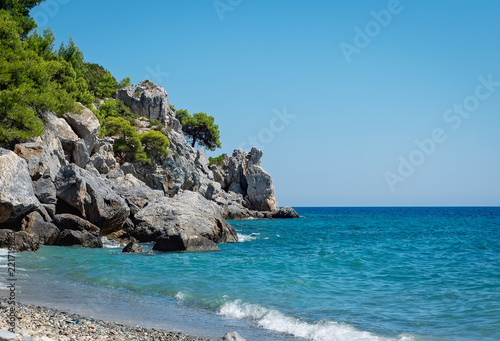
[139,130,169,161]
[104,117,149,163]
[209,154,227,167]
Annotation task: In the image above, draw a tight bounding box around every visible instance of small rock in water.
[221,331,246,341]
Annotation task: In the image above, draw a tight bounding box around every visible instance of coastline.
[0,297,212,341]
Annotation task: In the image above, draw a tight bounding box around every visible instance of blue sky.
[31,0,500,207]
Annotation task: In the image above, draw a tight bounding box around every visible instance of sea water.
[1,207,499,341]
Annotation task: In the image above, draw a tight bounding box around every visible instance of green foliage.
[176,109,221,151]
[139,130,169,161]
[209,153,227,167]
[0,10,77,147]
[118,77,132,88]
[104,117,149,163]
[0,0,43,37]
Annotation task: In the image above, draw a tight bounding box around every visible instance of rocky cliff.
[0,80,298,252]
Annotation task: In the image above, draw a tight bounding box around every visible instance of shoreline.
[0,297,214,341]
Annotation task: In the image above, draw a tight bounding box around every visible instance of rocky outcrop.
[153,233,220,252]
[90,140,117,174]
[56,229,103,248]
[62,103,100,153]
[0,230,40,252]
[273,206,300,218]
[0,149,41,225]
[210,147,279,214]
[54,164,129,236]
[117,80,181,132]
[128,191,238,244]
[122,241,144,253]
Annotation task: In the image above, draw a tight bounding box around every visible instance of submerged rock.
[153,232,220,252]
[122,241,145,253]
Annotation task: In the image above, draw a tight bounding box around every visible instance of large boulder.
[245,165,279,212]
[14,112,68,180]
[54,164,130,235]
[0,230,40,252]
[153,232,220,252]
[90,140,118,174]
[0,149,41,225]
[117,80,181,132]
[128,191,238,243]
[62,103,100,153]
[56,229,102,248]
[53,214,100,236]
[20,211,60,245]
[105,174,163,216]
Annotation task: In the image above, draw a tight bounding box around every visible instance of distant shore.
[0,297,212,341]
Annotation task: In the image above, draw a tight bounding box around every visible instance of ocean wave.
[101,238,123,249]
[219,300,414,341]
[0,248,9,256]
[237,233,260,242]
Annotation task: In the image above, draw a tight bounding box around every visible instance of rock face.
[117,80,181,132]
[54,164,130,236]
[0,149,41,225]
[128,191,238,244]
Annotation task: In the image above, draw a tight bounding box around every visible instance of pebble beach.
[0,298,213,341]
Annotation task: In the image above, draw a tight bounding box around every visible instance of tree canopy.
[0,0,43,37]
[176,110,221,151]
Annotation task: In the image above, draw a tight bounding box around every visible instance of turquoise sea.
[1,207,499,340]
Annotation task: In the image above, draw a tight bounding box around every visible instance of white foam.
[101,238,123,249]
[237,233,260,242]
[175,291,186,301]
[219,300,414,341]
[0,248,9,256]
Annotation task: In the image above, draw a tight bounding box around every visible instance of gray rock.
[117,80,181,132]
[273,206,300,218]
[246,165,279,212]
[122,241,145,253]
[153,232,220,252]
[62,103,100,153]
[106,229,137,246]
[53,214,100,236]
[0,330,15,341]
[90,140,117,174]
[73,139,90,168]
[0,149,41,225]
[0,230,39,252]
[56,229,103,248]
[106,174,163,216]
[129,191,238,243]
[33,176,57,205]
[221,331,246,341]
[56,116,79,151]
[42,203,56,219]
[54,164,130,236]
[20,211,60,245]
[120,162,138,177]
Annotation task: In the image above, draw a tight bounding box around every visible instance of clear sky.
[31,0,500,207]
